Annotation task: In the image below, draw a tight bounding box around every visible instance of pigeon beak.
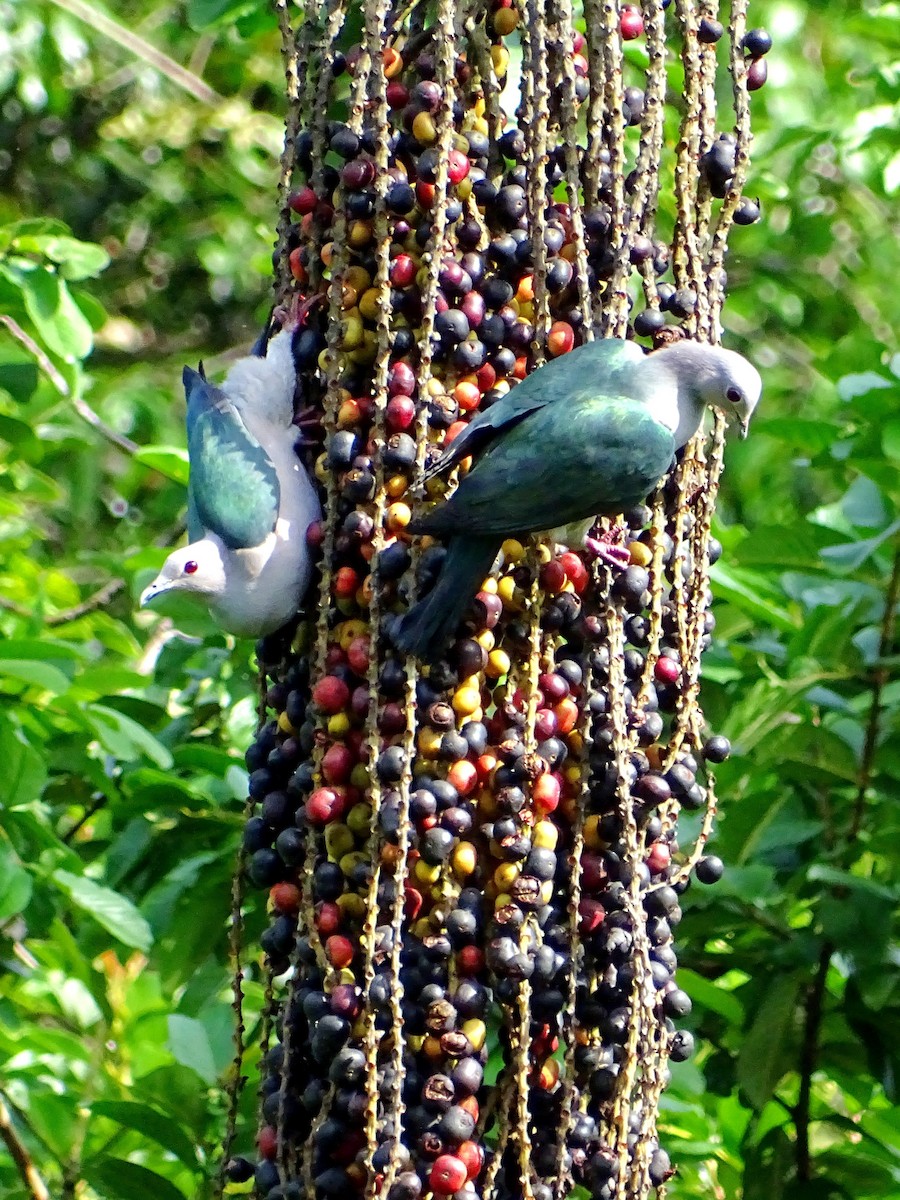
[140,579,166,608]
[739,418,749,440]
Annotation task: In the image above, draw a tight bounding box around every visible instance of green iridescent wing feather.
[422,338,647,480]
[183,366,280,550]
[414,394,674,538]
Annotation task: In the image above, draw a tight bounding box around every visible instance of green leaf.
[676,969,744,1025]
[133,445,190,485]
[737,974,803,1110]
[167,1014,217,1084]
[0,850,32,921]
[18,265,94,360]
[84,704,174,769]
[710,562,800,632]
[52,869,153,952]
[37,236,110,281]
[882,418,900,461]
[0,720,47,805]
[187,0,258,27]
[89,1101,198,1167]
[0,658,73,694]
[81,1158,188,1200]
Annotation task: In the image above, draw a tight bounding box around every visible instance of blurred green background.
[0,1,898,1197]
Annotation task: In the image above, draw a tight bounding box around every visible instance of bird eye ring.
[726,387,743,404]
[184,560,199,575]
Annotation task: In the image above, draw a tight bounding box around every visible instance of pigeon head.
[697,346,761,439]
[653,341,762,444]
[140,541,226,608]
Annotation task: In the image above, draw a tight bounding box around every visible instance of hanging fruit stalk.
[222,0,771,1197]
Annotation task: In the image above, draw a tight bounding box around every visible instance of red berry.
[547,320,575,357]
[257,1125,278,1160]
[620,6,644,39]
[646,841,672,874]
[288,246,306,283]
[389,253,417,287]
[533,772,561,813]
[325,934,355,968]
[315,900,341,935]
[333,567,359,598]
[321,741,354,784]
[457,1140,484,1179]
[654,656,681,685]
[306,786,346,825]
[578,897,606,933]
[539,559,567,592]
[539,671,570,702]
[447,149,470,184]
[346,635,370,675]
[386,395,416,431]
[269,882,301,914]
[447,758,478,796]
[559,550,589,593]
[312,675,350,714]
[554,697,579,735]
[388,361,416,396]
[430,1155,469,1194]
[457,945,485,975]
[288,185,317,214]
[386,81,409,109]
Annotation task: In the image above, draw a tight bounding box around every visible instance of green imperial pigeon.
[140,303,322,637]
[393,338,761,661]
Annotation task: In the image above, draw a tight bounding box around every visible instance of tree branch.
[0,315,70,394]
[46,0,222,105]
[0,1094,50,1200]
[0,314,139,455]
[795,943,830,1183]
[46,579,125,626]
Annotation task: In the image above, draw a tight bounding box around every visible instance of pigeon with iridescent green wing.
[393,338,760,662]
[140,303,322,637]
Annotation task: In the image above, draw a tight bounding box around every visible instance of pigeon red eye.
[184,560,199,575]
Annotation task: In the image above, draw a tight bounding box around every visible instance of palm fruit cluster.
[222,0,767,1197]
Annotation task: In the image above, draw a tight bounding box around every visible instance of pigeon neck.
[654,342,720,449]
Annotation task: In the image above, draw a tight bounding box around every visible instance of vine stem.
[0,1095,50,1200]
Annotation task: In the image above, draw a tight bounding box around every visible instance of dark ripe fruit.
[669,287,698,318]
[249,848,283,887]
[225,1157,254,1183]
[743,27,773,56]
[696,854,724,884]
[670,1028,695,1061]
[648,1147,673,1186]
[623,86,645,125]
[703,734,731,763]
[698,17,723,42]
[663,987,692,1017]
[495,184,527,225]
[746,57,768,90]
[634,307,665,337]
[387,182,416,213]
[734,196,762,225]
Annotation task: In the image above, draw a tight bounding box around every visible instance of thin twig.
[0,316,70,394]
[0,1095,51,1200]
[71,397,140,455]
[795,942,830,1182]
[47,578,126,625]
[0,315,139,454]
[62,795,108,844]
[47,0,222,104]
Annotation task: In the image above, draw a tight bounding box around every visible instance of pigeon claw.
[275,291,324,332]
[583,537,632,570]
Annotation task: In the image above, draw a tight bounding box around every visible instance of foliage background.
[0,1,898,1197]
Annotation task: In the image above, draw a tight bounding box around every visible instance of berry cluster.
[224,2,768,1197]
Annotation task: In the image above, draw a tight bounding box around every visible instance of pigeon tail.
[393,536,499,663]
